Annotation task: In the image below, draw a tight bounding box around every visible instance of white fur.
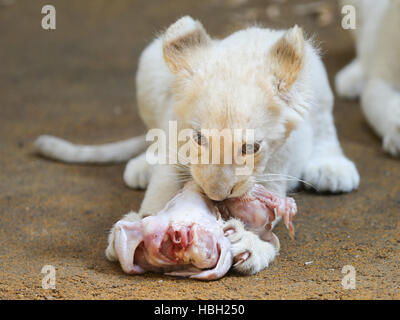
[108,17,359,274]
[335,59,364,99]
[34,134,147,163]
[336,0,400,156]
[222,218,277,274]
[123,152,151,189]
[34,16,360,275]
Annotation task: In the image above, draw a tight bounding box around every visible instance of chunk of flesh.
[114,182,232,280]
[219,184,297,249]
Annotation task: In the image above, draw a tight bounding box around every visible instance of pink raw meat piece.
[114,182,232,280]
[218,184,297,248]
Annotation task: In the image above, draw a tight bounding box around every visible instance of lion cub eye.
[193,130,207,146]
[242,142,261,155]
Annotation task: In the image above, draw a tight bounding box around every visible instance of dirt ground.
[0,0,399,300]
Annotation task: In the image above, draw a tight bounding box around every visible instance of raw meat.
[113,182,232,280]
[219,184,297,249]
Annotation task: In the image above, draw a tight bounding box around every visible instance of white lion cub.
[35,17,359,275]
[336,0,400,156]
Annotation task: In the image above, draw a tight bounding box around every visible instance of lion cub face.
[162,17,308,201]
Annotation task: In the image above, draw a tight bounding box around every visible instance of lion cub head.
[162,16,311,201]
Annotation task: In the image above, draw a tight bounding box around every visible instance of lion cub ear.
[163,16,211,75]
[268,25,305,92]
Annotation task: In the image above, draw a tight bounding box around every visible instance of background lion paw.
[335,59,363,100]
[383,127,400,157]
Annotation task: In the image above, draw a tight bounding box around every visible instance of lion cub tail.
[34,134,147,163]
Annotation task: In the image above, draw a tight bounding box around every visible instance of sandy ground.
[0,0,399,300]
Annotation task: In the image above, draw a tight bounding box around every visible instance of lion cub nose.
[206,186,234,202]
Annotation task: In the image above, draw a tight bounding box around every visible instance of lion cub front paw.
[303,156,360,193]
[223,219,277,275]
[123,155,151,189]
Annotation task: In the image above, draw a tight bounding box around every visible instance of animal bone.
[114,182,232,280]
[114,182,297,279]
